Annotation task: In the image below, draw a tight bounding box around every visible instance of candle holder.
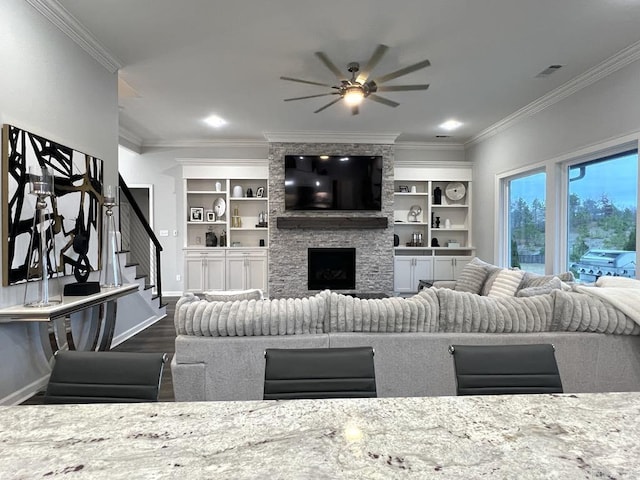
[100,186,123,288]
[24,166,62,307]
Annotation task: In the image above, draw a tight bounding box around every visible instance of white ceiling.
[53,0,640,146]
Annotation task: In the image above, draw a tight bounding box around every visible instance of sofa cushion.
[487,269,525,298]
[517,277,563,297]
[204,289,263,302]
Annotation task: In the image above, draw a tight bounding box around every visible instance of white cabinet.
[433,256,472,281]
[226,250,268,292]
[394,256,432,294]
[184,250,226,293]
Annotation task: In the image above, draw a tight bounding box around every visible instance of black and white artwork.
[2,125,104,286]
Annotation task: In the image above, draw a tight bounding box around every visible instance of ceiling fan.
[280,44,430,115]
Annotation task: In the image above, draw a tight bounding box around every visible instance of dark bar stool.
[449,344,563,396]
[264,347,377,400]
[44,350,168,404]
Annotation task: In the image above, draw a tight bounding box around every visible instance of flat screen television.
[284,155,383,210]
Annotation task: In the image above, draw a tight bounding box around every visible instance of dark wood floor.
[21,297,178,404]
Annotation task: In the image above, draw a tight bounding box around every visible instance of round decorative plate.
[445,182,466,201]
[213,197,226,218]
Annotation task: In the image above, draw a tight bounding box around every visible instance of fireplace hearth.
[308,248,356,290]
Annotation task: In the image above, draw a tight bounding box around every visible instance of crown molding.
[176,158,268,167]
[118,126,142,146]
[394,159,472,169]
[26,0,122,73]
[466,39,640,147]
[395,142,465,151]
[141,139,269,149]
[263,131,400,144]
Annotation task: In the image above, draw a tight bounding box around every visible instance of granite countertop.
[1,392,639,479]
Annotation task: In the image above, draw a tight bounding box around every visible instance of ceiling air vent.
[536,65,563,78]
[435,135,450,138]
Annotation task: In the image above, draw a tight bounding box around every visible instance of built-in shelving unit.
[392,166,475,294]
[179,160,269,294]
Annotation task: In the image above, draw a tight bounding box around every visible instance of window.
[506,171,546,273]
[567,150,638,282]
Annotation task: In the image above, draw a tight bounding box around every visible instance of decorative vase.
[206,227,217,247]
[232,185,243,198]
[434,186,442,205]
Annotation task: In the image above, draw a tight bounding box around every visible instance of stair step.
[134,274,147,280]
[125,262,140,268]
[144,284,155,290]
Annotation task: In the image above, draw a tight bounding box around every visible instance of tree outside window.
[507,172,546,274]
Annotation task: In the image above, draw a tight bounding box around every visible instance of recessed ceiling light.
[204,115,227,128]
[439,120,463,131]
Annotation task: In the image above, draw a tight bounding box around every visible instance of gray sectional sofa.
[171,268,640,401]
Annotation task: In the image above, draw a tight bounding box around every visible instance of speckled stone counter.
[1,393,639,479]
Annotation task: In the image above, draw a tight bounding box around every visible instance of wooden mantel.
[276,216,389,230]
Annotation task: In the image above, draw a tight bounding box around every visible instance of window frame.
[497,166,547,271]
[559,144,638,276]
[495,134,638,278]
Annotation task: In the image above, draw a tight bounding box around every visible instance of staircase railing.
[118,174,164,307]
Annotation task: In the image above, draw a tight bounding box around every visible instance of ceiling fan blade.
[314,97,342,113]
[284,92,339,102]
[356,44,389,84]
[280,76,334,88]
[372,59,431,84]
[376,84,430,92]
[351,105,359,116]
[367,94,400,108]
[315,52,345,80]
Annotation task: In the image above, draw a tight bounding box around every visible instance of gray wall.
[268,143,395,297]
[0,0,118,404]
[467,59,640,266]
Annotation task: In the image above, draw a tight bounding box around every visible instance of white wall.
[467,59,640,265]
[0,0,118,404]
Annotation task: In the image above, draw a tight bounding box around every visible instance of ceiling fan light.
[343,87,364,106]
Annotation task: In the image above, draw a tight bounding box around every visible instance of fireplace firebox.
[308,248,356,290]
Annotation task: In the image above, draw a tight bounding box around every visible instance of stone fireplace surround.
[268,142,394,298]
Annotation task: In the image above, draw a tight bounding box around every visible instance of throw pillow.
[487,269,525,298]
[454,261,488,294]
[516,276,562,297]
[204,289,263,302]
[520,271,575,290]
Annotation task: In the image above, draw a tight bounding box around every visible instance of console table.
[0,392,638,478]
[0,284,138,357]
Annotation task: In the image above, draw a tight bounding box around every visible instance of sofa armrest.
[432,280,456,290]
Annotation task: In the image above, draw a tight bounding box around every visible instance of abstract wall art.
[1,125,104,286]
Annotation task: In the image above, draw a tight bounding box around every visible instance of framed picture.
[398,185,409,193]
[189,207,204,222]
[2,124,104,286]
[205,210,216,222]
[256,186,265,198]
